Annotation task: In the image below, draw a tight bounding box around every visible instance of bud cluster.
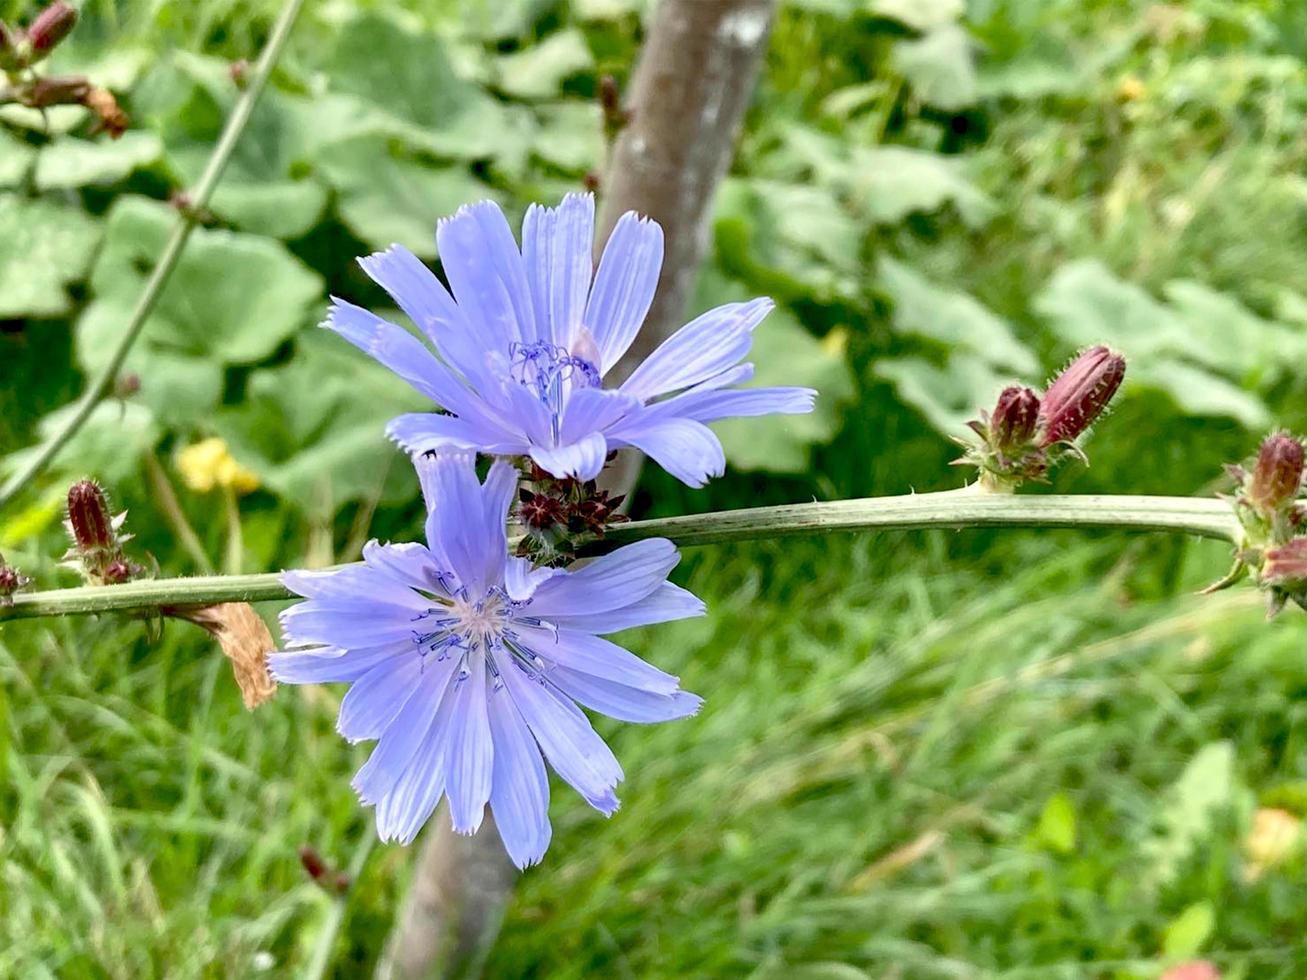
[63,480,142,585]
[1,4,129,138]
[1217,431,1307,615]
[959,346,1127,491]
[0,2,76,72]
[515,460,627,564]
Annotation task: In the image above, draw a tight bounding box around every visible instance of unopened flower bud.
[26,1,77,57]
[1246,431,1304,517]
[298,845,349,894]
[0,554,30,603]
[1039,346,1126,445]
[67,480,115,555]
[991,386,1040,453]
[1260,537,1307,587]
[229,59,250,89]
[102,558,135,584]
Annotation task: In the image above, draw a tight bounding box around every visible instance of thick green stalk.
[0,0,307,511]
[0,493,1238,621]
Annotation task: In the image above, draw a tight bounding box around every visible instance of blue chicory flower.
[270,453,704,867]
[324,192,815,487]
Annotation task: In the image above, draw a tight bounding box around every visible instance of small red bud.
[298,845,329,881]
[582,171,601,193]
[1039,346,1126,445]
[26,1,77,56]
[102,558,135,584]
[115,373,141,397]
[1246,431,1304,517]
[598,75,621,116]
[229,59,250,89]
[1261,537,1307,587]
[0,554,30,601]
[67,480,115,554]
[990,386,1040,453]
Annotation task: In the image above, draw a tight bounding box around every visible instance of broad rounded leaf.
[316,138,498,258]
[877,256,1036,374]
[34,133,165,190]
[0,194,101,319]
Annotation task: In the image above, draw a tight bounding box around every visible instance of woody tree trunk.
[377,2,777,976]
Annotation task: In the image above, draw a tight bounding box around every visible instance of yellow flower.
[178,438,260,496]
[1245,807,1301,881]
[1116,75,1146,102]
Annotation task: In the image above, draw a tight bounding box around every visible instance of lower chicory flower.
[271,453,704,867]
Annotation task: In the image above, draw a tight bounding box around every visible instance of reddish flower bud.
[1261,537,1307,587]
[1039,346,1126,445]
[229,59,250,89]
[102,558,136,584]
[0,554,30,602]
[84,86,128,139]
[298,845,350,895]
[1246,431,1304,516]
[67,480,115,555]
[991,386,1040,453]
[26,1,77,56]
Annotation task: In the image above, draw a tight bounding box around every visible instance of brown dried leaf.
[168,603,277,709]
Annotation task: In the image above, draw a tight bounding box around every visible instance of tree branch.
[596,0,779,492]
[0,494,1239,621]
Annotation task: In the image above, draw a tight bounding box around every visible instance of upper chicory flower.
[324,193,815,487]
[270,453,705,867]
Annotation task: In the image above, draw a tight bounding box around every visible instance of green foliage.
[4,0,1307,975]
[0,195,101,319]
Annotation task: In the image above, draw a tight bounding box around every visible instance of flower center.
[509,341,600,440]
[411,587,517,666]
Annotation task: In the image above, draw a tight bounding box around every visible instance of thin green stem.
[302,833,376,980]
[0,0,307,512]
[0,493,1239,621]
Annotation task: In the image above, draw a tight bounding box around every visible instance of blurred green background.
[3,0,1307,976]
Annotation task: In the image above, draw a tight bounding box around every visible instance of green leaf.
[877,257,1037,374]
[207,180,329,240]
[72,197,322,426]
[214,331,428,510]
[573,0,649,18]
[0,194,102,319]
[715,178,863,303]
[893,25,977,110]
[1163,902,1216,961]
[316,138,499,258]
[3,402,159,487]
[871,0,964,31]
[1033,792,1077,855]
[34,133,165,190]
[74,302,223,426]
[853,147,995,227]
[494,28,594,100]
[1142,741,1248,888]
[1133,360,1269,429]
[1035,261,1272,427]
[531,102,604,173]
[875,354,1013,438]
[0,132,36,187]
[324,11,516,160]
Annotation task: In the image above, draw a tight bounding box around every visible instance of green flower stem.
[0,0,308,512]
[0,493,1238,622]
